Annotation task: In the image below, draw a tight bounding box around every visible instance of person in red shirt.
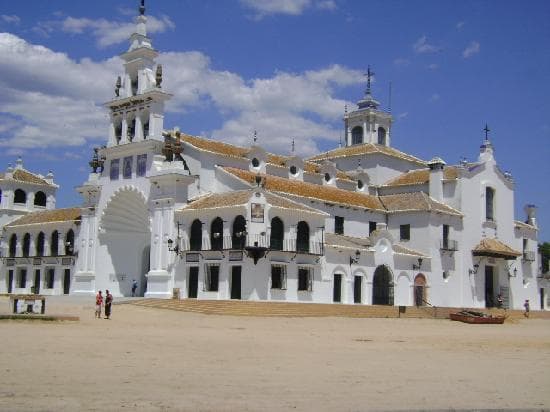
[95,291,103,319]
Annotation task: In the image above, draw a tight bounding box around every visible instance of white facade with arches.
[0,4,546,311]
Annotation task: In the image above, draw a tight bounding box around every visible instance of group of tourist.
[95,290,113,319]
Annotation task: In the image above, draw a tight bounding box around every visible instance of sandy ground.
[0,297,549,412]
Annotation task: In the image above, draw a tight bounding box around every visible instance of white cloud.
[397,112,408,121]
[456,21,465,30]
[39,15,175,48]
[1,15,20,25]
[462,41,480,58]
[0,32,363,157]
[413,36,441,54]
[65,15,175,47]
[240,0,336,19]
[429,93,440,102]
[427,63,439,70]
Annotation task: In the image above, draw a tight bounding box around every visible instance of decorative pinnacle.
[139,0,145,16]
[483,123,490,141]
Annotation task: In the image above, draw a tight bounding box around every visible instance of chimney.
[525,204,537,227]
[427,157,445,202]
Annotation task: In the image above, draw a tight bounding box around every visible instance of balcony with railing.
[522,250,536,262]
[440,239,459,251]
[179,234,324,256]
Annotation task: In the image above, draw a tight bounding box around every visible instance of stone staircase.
[130,299,550,320]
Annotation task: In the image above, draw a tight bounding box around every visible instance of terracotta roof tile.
[308,143,426,165]
[379,192,462,216]
[0,169,53,186]
[393,244,427,257]
[514,220,537,231]
[182,189,325,215]
[221,167,386,212]
[6,208,81,227]
[472,238,521,260]
[325,233,371,250]
[383,166,459,187]
[181,134,354,181]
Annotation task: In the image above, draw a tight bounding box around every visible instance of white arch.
[100,186,150,234]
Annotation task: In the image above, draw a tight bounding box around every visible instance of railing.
[522,251,535,262]
[179,234,324,255]
[440,239,459,251]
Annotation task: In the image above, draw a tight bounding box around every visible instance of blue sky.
[0,0,549,241]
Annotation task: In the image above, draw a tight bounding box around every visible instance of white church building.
[0,2,547,311]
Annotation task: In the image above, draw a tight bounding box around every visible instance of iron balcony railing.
[179,234,324,255]
[440,239,459,251]
[522,251,536,262]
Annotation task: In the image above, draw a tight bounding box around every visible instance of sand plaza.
[0,295,549,411]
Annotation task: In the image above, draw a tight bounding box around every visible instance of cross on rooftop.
[484,123,490,141]
[139,0,145,15]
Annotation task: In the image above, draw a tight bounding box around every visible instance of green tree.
[539,242,550,274]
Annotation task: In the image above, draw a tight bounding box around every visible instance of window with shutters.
[271,265,287,290]
[297,267,313,291]
[204,264,219,292]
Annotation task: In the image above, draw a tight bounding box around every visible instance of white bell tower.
[105,0,172,147]
[344,67,392,147]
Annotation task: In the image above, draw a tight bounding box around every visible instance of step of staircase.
[130,299,550,320]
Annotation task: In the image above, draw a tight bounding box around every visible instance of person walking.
[523,299,530,318]
[105,290,113,319]
[131,279,138,297]
[95,290,103,319]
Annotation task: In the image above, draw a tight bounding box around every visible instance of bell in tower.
[104,0,172,147]
[344,66,392,147]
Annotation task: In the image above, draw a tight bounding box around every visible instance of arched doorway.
[296,221,309,253]
[98,188,151,297]
[414,274,427,306]
[372,265,394,305]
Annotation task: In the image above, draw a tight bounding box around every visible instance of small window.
[143,121,150,138]
[131,76,138,95]
[110,159,120,180]
[335,216,344,235]
[357,180,364,190]
[22,233,31,257]
[45,268,55,289]
[251,158,260,168]
[523,238,528,252]
[400,224,410,241]
[36,232,45,257]
[324,173,331,182]
[9,234,17,257]
[442,224,449,249]
[486,187,495,221]
[123,156,133,179]
[290,165,297,175]
[65,230,75,255]
[369,221,377,235]
[377,127,387,145]
[298,267,313,291]
[128,118,136,142]
[137,154,147,177]
[271,265,287,290]
[115,123,122,144]
[204,264,219,292]
[34,191,47,207]
[14,189,26,204]
[352,126,363,145]
[51,231,59,256]
[17,269,27,288]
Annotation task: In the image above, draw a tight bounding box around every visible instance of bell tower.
[344,66,392,147]
[105,0,172,147]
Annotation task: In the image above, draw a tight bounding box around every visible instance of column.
[135,115,144,141]
[121,114,128,144]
